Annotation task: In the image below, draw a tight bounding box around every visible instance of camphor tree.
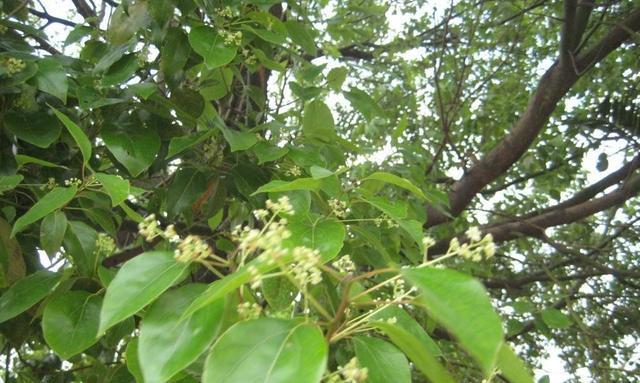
[0,0,639,381]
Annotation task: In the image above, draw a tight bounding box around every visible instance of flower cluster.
[448,227,496,262]
[328,199,347,218]
[237,302,262,320]
[42,177,57,190]
[216,6,233,18]
[174,235,213,263]
[374,214,398,228]
[3,57,26,76]
[332,254,355,274]
[330,357,368,383]
[64,177,82,187]
[94,233,116,257]
[289,246,322,286]
[138,214,162,242]
[285,165,302,177]
[220,30,243,46]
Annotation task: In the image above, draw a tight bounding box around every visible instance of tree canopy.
[1,0,640,382]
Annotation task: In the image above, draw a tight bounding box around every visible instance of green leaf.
[99,251,190,334]
[36,58,68,102]
[50,107,92,166]
[0,271,63,323]
[0,175,23,194]
[11,186,77,237]
[496,344,534,383]
[247,12,287,44]
[63,221,98,277]
[326,67,347,91]
[284,20,317,55]
[540,308,572,329]
[252,178,323,195]
[403,267,504,374]
[345,88,385,121]
[371,305,441,356]
[253,141,289,164]
[166,130,215,159]
[40,211,67,256]
[101,123,160,177]
[188,26,237,69]
[102,53,139,86]
[125,337,144,383]
[161,27,191,79]
[262,276,296,311]
[207,210,224,230]
[363,172,426,200]
[360,195,407,220]
[15,154,66,169]
[96,173,130,207]
[0,218,25,288]
[371,321,454,383]
[353,336,411,383]
[309,165,334,179]
[166,168,209,218]
[283,214,345,262]
[107,1,150,44]
[42,290,102,359]
[4,111,62,148]
[218,125,258,152]
[303,100,335,141]
[139,284,226,383]
[203,318,327,383]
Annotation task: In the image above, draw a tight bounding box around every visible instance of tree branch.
[425,7,640,228]
[561,0,578,67]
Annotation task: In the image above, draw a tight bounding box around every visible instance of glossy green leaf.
[139,284,226,383]
[0,175,23,194]
[40,211,67,256]
[541,308,572,329]
[283,214,345,262]
[203,318,327,383]
[160,27,191,79]
[101,123,160,177]
[371,321,454,383]
[252,178,322,195]
[188,26,237,69]
[166,130,215,159]
[36,58,68,102]
[303,100,335,141]
[166,168,209,218]
[96,173,130,206]
[102,53,139,86]
[0,270,63,323]
[253,141,289,164]
[353,336,411,383]
[125,337,144,383]
[360,195,407,220]
[363,172,426,200]
[99,251,190,334]
[11,186,77,237]
[284,20,317,55]
[403,267,504,374]
[63,221,98,276]
[218,125,258,152]
[15,154,66,169]
[42,290,102,359]
[4,111,62,148]
[50,107,92,166]
[496,344,534,383]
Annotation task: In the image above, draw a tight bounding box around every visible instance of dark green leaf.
[139,284,226,383]
[218,125,258,152]
[0,271,63,323]
[50,107,92,166]
[283,214,345,262]
[42,290,102,359]
[36,58,68,102]
[4,111,61,148]
[11,186,77,237]
[252,178,323,195]
[167,131,215,159]
[40,211,67,256]
[102,123,160,177]
[99,251,190,334]
[285,20,317,55]
[0,175,23,194]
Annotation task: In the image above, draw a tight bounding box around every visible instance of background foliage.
[1,0,640,382]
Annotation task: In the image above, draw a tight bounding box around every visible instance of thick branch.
[425,7,640,228]
[561,0,578,66]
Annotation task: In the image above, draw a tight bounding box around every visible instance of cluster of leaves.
[1,0,640,382]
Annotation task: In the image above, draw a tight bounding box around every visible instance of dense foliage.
[1,0,640,382]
